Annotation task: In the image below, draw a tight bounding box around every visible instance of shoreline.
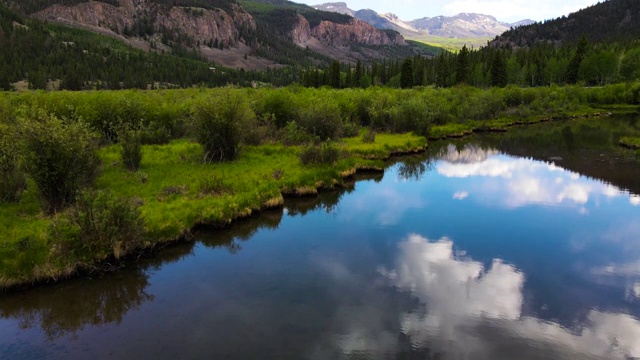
[0,107,631,293]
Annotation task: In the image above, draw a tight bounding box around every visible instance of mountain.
[491,0,640,47]
[410,13,510,38]
[312,2,354,16]
[352,9,418,35]
[313,2,533,49]
[509,19,535,28]
[4,0,421,70]
[313,2,532,37]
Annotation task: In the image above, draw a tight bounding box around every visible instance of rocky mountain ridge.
[19,0,408,68]
[313,2,535,38]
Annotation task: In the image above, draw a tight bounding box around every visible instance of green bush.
[297,100,344,141]
[342,121,360,137]
[258,90,297,128]
[368,91,396,130]
[362,129,376,143]
[120,128,142,171]
[242,113,277,146]
[49,190,145,263]
[192,91,255,163]
[278,121,312,145]
[0,123,26,202]
[390,98,431,134]
[299,142,344,165]
[19,109,101,214]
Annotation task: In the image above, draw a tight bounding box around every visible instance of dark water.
[2,115,640,360]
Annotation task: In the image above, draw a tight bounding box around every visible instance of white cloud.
[437,150,634,209]
[557,183,591,204]
[393,235,524,324]
[593,260,640,277]
[631,195,640,206]
[388,234,640,359]
[453,191,469,200]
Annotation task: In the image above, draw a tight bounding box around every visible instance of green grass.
[343,131,426,158]
[406,35,491,52]
[405,40,445,57]
[620,136,640,149]
[0,133,425,288]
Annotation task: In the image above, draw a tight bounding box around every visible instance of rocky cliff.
[292,16,405,47]
[32,0,255,46]
[290,14,311,44]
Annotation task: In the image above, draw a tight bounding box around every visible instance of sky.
[299,0,600,23]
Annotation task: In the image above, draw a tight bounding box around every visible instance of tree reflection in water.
[0,241,195,340]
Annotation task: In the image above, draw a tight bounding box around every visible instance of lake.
[2,115,640,360]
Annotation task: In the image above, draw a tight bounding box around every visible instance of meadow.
[0,83,638,289]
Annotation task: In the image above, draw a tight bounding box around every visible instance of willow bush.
[192,91,255,163]
[0,123,26,203]
[19,109,101,214]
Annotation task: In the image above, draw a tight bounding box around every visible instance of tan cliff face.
[29,0,407,66]
[290,14,311,44]
[309,19,406,47]
[32,0,255,45]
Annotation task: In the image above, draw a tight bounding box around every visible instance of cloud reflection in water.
[436,145,636,209]
[382,234,640,360]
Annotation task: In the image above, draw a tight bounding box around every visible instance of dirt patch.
[199,43,283,71]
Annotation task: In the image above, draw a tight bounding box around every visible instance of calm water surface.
[2,116,640,359]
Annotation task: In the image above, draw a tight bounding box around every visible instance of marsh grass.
[620,136,640,149]
[0,84,633,289]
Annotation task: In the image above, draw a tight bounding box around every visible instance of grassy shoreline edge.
[1,106,625,293]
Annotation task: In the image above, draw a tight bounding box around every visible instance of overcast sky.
[303,0,599,23]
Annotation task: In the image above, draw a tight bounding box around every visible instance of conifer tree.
[456,45,470,84]
[400,58,414,89]
[567,35,589,84]
[491,51,508,87]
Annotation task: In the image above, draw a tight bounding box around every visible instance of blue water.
[2,122,640,359]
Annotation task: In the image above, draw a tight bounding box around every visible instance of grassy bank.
[1,84,639,290]
[620,136,640,149]
[0,131,424,289]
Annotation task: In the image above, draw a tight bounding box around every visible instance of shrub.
[0,123,26,202]
[259,90,296,128]
[242,113,277,146]
[120,128,142,171]
[299,142,344,165]
[278,121,312,145]
[19,110,101,214]
[297,100,343,141]
[342,121,360,137]
[49,190,145,263]
[368,92,395,130]
[192,91,255,163]
[362,129,376,143]
[503,85,523,107]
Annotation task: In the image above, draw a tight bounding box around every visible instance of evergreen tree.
[414,58,425,86]
[456,45,470,84]
[567,35,589,84]
[329,60,340,88]
[354,60,362,88]
[436,53,449,88]
[400,58,414,89]
[490,51,508,87]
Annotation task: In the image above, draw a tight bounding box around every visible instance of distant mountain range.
[313,2,534,38]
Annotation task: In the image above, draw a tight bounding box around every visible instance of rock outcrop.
[32,0,255,46]
[295,18,405,47]
[290,14,311,45]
